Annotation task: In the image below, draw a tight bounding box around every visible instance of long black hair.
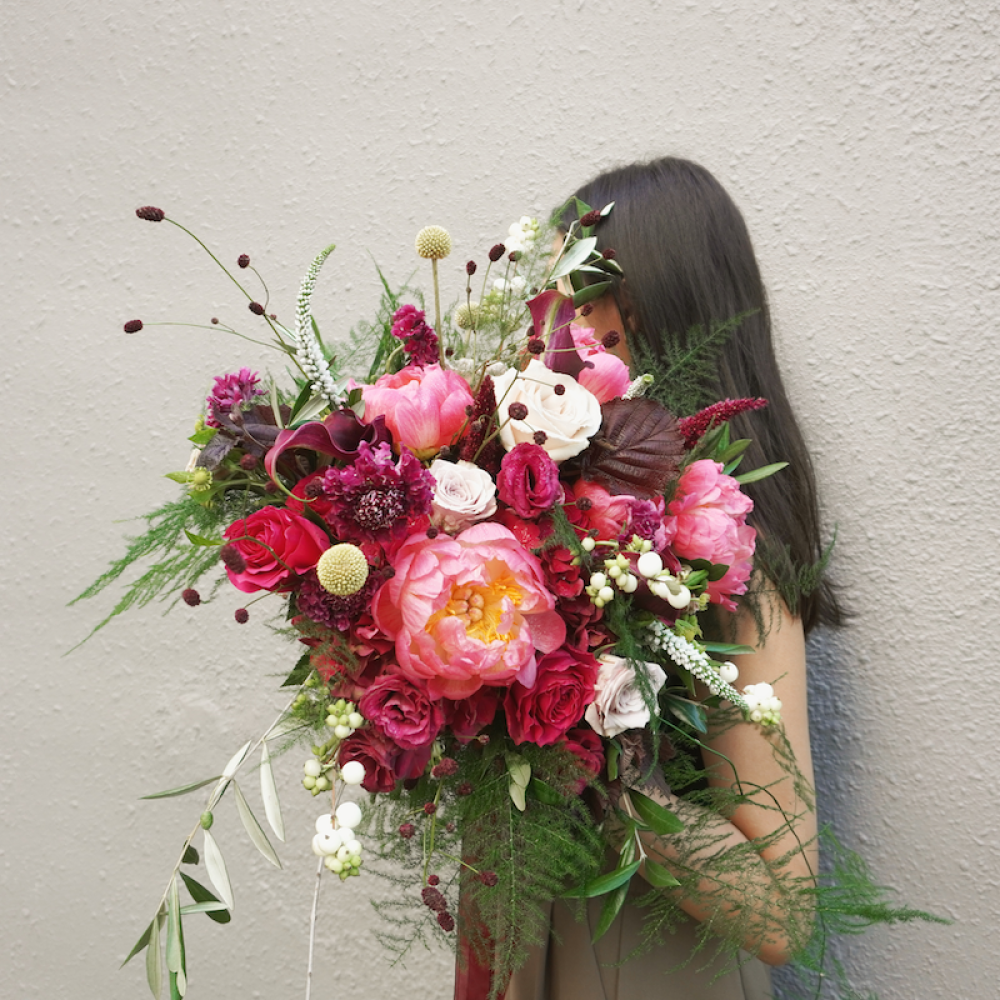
[562,156,843,633]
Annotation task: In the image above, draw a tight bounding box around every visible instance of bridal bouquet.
[81,202,796,998]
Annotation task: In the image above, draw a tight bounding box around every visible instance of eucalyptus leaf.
[122,919,153,968]
[550,236,597,280]
[571,281,612,307]
[179,871,231,925]
[260,742,285,842]
[183,530,222,547]
[735,461,788,485]
[507,754,531,789]
[141,776,221,800]
[643,858,681,888]
[600,200,615,216]
[233,780,282,868]
[626,789,685,836]
[563,860,641,898]
[203,829,235,909]
[165,878,182,974]
[145,914,163,999]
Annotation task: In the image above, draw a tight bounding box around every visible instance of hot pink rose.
[570,324,632,403]
[359,672,445,749]
[223,506,329,593]
[497,443,564,519]
[361,364,474,459]
[504,646,600,746]
[667,459,756,610]
[372,522,566,700]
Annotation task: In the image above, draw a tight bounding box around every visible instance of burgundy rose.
[338,728,399,793]
[394,742,434,781]
[444,687,500,742]
[222,506,329,593]
[496,443,564,519]
[563,727,605,792]
[359,672,445,750]
[504,646,600,746]
[540,545,585,599]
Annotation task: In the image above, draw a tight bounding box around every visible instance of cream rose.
[584,654,667,738]
[492,359,602,463]
[428,459,498,533]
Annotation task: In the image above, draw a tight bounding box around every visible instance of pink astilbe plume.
[677,397,768,450]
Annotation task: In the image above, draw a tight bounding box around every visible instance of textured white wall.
[3,1,998,997]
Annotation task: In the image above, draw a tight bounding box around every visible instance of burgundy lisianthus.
[444,686,500,742]
[223,507,329,593]
[359,672,445,750]
[504,646,600,746]
[320,441,435,546]
[562,727,605,792]
[338,728,398,793]
[497,443,564,519]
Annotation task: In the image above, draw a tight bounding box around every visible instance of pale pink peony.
[570,324,632,403]
[372,522,566,700]
[361,364,474,459]
[667,459,756,611]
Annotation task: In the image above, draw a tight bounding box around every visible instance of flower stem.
[304,857,324,1000]
[432,259,444,364]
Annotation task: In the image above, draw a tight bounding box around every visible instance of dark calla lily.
[528,289,593,382]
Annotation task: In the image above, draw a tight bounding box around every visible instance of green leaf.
[606,741,620,782]
[700,642,756,656]
[716,437,752,464]
[187,427,217,446]
[202,829,234,909]
[626,789,685,836]
[269,379,284,430]
[179,901,230,915]
[179,871,231,925]
[260,742,285,842]
[222,740,252,780]
[509,781,526,812]
[165,878,182,975]
[141,776,221,800]
[281,653,312,687]
[164,472,192,484]
[233,780,282,868]
[643,858,681,888]
[122,919,153,969]
[550,236,597,280]
[181,845,199,865]
[571,281,613,307]
[183,530,221,547]
[592,878,631,942]
[735,461,788,485]
[145,914,163,999]
[528,777,564,806]
[507,753,531,789]
[563,860,641,898]
[663,694,709,734]
[291,393,330,426]
[287,380,314,423]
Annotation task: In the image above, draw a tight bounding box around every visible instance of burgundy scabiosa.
[297,568,383,632]
[390,304,440,367]
[205,368,266,428]
[320,441,435,545]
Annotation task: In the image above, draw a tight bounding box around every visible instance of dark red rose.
[444,686,500,742]
[563,727,605,792]
[504,646,600,746]
[338,728,398,793]
[359,672,445,750]
[286,471,335,519]
[540,545,584,599]
[497,443,564,519]
[222,507,329,593]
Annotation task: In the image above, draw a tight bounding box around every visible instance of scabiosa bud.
[248,301,265,315]
[466,260,477,275]
[553,384,566,396]
[220,542,247,574]
[135,206,165,222]
[423,802,437,815]
[123,319,143,334]
[601,330,621,349]
[508,402,529,421]
[437,911,456,932]
[602,248,617,260]
[427,874,440,886]
[431,757,459,778]
[237,253,250,268]
[182,588,201,607]
[580,209,602,227]
[239,453,258,471]
[488,243,505,262]
[479,870,499,887]
[527,338,545,355]
[234,608,249,624]
[399,823,416,840]
[532,430,548,446]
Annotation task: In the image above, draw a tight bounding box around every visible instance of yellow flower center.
[427,574,523,644]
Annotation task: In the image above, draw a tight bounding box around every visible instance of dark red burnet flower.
[237,253,250,268]
[421,886,448,912]
[234,608,249,624]
[135,206,165,222]
[181,588,201,606]
[579,209,602,227]
[677,397,768,450]
[123,319,143,334]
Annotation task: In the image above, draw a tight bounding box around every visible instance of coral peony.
[372,523,566,700]
[361,364,473,459]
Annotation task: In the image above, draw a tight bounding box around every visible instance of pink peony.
[496,443,564,519]
[361,364,473,459]
[504,645,600,746]
[570,324,632,403]
[223,506,329,593]
[359,672,445,750]
[372,522,566,700]
[667,459,756,610]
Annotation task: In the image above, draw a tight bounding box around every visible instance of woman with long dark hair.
[500,157,840,999]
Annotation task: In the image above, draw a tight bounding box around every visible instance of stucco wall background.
[3,1,998,997]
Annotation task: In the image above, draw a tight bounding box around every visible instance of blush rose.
[584,654,667,738]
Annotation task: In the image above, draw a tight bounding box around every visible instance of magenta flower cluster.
[390,304,439,367]
[205,368,265,428]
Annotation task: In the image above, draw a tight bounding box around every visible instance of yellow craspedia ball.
[415,225,452,260]
[316,544,370,596]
